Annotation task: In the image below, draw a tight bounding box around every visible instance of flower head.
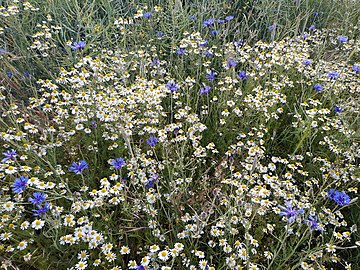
[334,105,343,113]
[327,189,350,206]
[70,41,85,50]
[143,12,152,19]
[278,201,304,223]
[303,59,312,66]
[1,149,17,163]
[166,81,179,92]
[314,83,324,92]
[206,71,216,81]
[146,136,158,147]
[29,192,46,205]
[32,202,50,216]
[352,64,360,73]
[203,18,215,27]
[238,71,248,81]
[69,160,88,174]
[176,48,187,55]
[226,59,237,68]
[337,35,348,43]
[328,71,339,79]
[309,25,316,31]
[199,85,211,95]
[304,215,323,231]
[110,158,125,169]
[12,176,29,194]
[225,15,234,21]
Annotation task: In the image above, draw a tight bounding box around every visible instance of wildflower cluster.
[0,3,359,270]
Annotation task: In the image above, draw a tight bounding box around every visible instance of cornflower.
[176,48,186,55]
[166,81,179,92]
[238,71,248,81]
[1,149,17,163]
[200,85,211,95]
[203,18,215,27]
[278,201,304,223]
[206,71,216,81]
[69,160,88,174]
[334,105,342,113]
[303,59,312,66]
[226,58,237,68]
[143,12,152,18]
[352,64,360,73]
[327,189,351,206]
[12,176,29,194]
[32,202,50,216]
[29,192,46,205]
[110,158,125,169]
[146,136,158,147]
[304,215,323,231]
[314,84,324,92]
[70,41,85,50]
[337,35,348,43]
[328,71,339,79]
[309,25,316,31]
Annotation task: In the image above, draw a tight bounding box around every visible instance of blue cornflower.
[1,149,17,163]
[304,215,323,231]
[238,71,248,81]
[352,64,360,73]
[309,25,316,31]
[189,15,196,20]
[217,19,225,24]
[313,11,319,17]
[334,105,342,113]
[90,120,97,128]
[204,50,212,57]
[176,48,187,55]
[110,158,125,169]
[302,34,309,39]
[337,35,348,43]
[23,71,30,77]
[69,160,88,174]
[203,18,215,27]
[226,58,237,68]
[327,189,350,206]
[199,85,211,95]
[70,41,85,50]
[206,71,216,81]
[303,59,312,66]
[200,40,208,47]
[145,174,158,189]
[314,83,324,92]
[32,202,50,216]
[6,72,13,78]
[268,25,275,31]
[225,15,234,21]
[146,136,158,147]
[29,192,46,205]
[136,265,145,270]
[166,81,179,92]
[155,31,164,37]
[12,176,29,194]
[328,71,339,79]
[278,201,304,223]
[211,30,217,35]
[233,40,243,47]
[143,12,152,19]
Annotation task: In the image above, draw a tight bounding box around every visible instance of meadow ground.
[0,0,359,269]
